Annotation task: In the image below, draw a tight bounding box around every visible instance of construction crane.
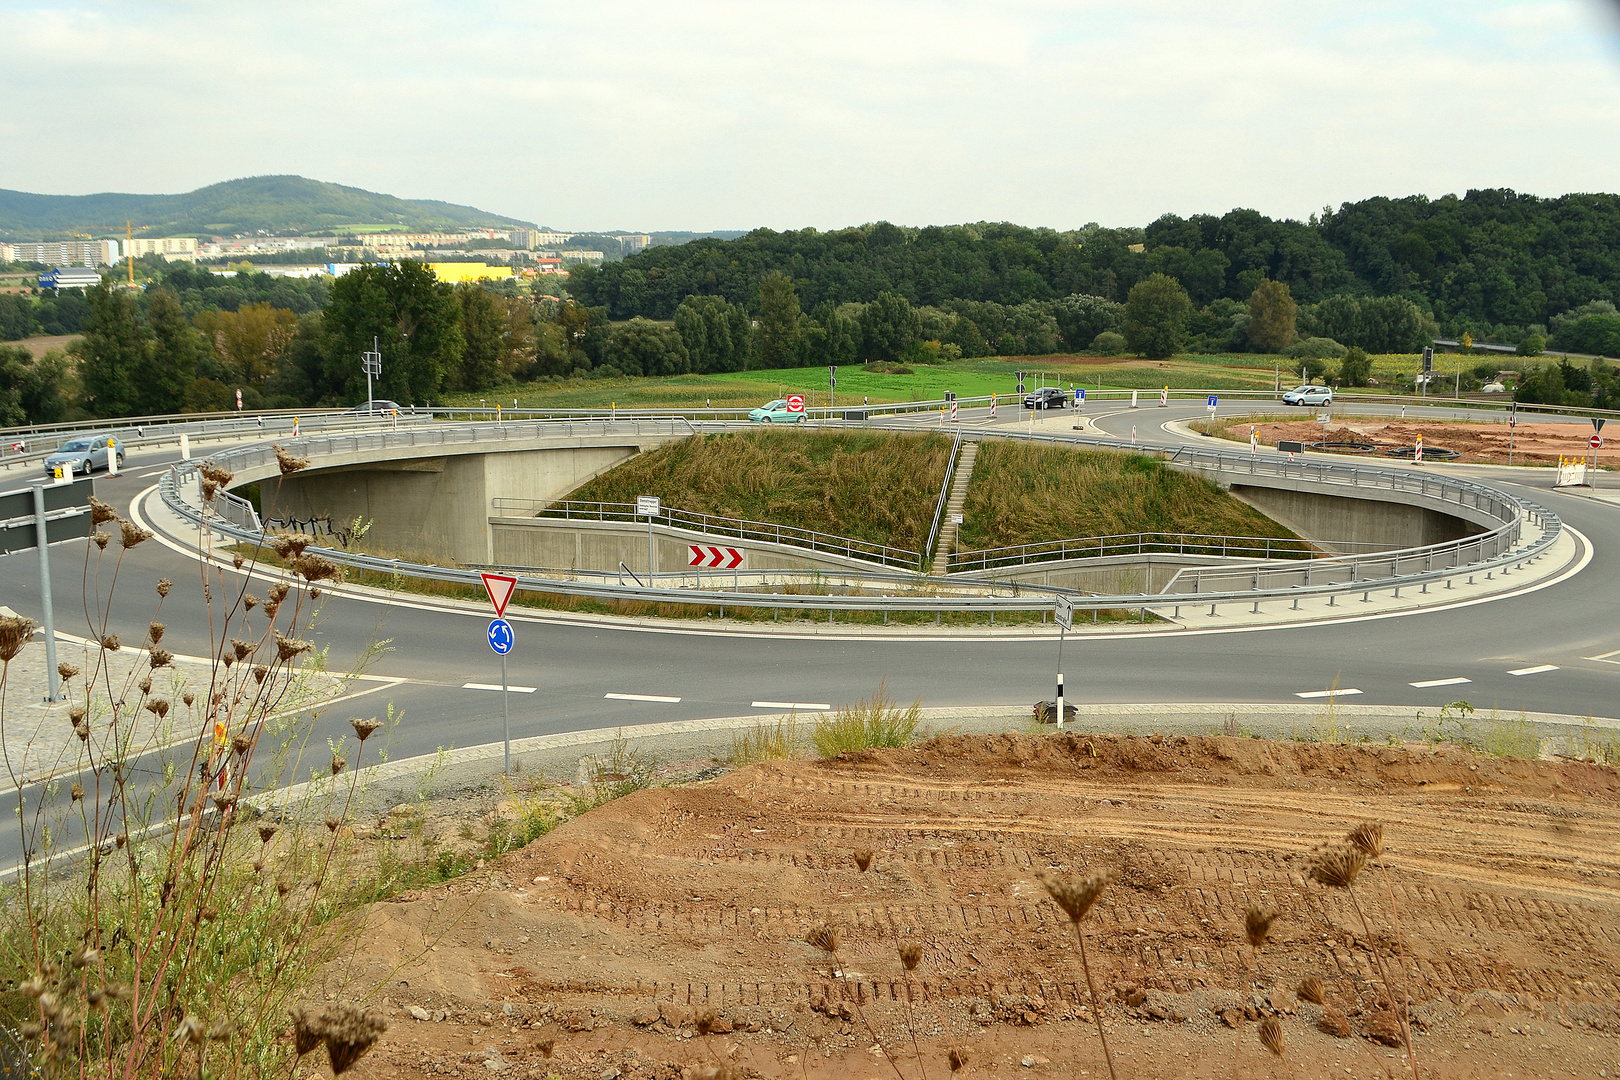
[124,221,154,288]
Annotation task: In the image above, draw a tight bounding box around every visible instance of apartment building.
[2,239,122,266]
[126,237,198,262]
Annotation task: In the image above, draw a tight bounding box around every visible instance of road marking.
[1506,664,1559,676]
[1409,677,1472,688]
[462,682,537,693]
[752,700,831,710]
[605,693,681,703]
[1586,648,1620,663]
[1294,689,1363,699]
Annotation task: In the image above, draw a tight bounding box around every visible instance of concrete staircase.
[930,441,978,575]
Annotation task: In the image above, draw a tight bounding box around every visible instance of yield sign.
[688,544,744,569]
[480,572,517,617]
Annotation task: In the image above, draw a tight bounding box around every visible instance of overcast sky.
[3,1,1620,232]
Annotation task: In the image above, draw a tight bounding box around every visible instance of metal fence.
[949,531,1326,572]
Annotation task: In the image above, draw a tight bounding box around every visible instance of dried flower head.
[183,692,195,707]
[330,754,347,776]
[230,639,251,661]
[351,717,382,742]
[211,792,237,813]
[0,616,37,663]
[231,733,252,755]
[806,923,841,954]
[1347,821,1384,860]
[948,1047,968,1072]
[115,832,127,848]
[1245,905,1279,950]
[1308,844,1367,889]
[253,665,269,684]
[852,848,873,872]
[206,1018,232,1040]
[70,783,84,802]
[274,444,312,475]
[243,595,259,612]
[693,1006,719,1035]
[258,824,279,844]
[275,632,313,661]
[290,1008,325,1057]
[92,531,109,549]
[156,578,172,597]
[57,662,80,681]
[276,879,292,897]
[535,1038,555,1058]
[898,942,923,972]
[263,600,280,619]
[200,463,235,486]
[178,1015,206,1045]
[232,553,245,569]
[99,634,119,652]
[318,1003,388,1075]
[325,817,342,833]
[269,583,290,604]
[147,621,165,644]
[201,479,219,502]
[1038,869,1111,924]
[138,676,151,694]
[148,648,173,670]
[69,704,86,723]
[1258,1015,1284,1057]
[118,520,152,548]
[144,699,170,718]
[270,534,311,559]
[87,496,117,524]
[292,553,340,583]
[1297,977,1325,1005]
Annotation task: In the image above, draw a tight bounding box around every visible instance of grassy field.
[958,440,1305,551]
[564,429,952,551]
[445,351,1452,411]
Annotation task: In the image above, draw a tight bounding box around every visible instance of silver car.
[1282,385,1334,406]
[44,436,124,477]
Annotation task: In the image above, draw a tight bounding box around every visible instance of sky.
[3,1,1620,232]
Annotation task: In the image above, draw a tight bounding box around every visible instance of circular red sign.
[1592,434,1603,449]
[786,395,805,412]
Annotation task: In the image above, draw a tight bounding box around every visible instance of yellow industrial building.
[426,262,514,284]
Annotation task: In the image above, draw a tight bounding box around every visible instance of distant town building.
[509,229,574,250]
[611,234,650,254]
[127,237,198,262]
[556,249,605,266]
[426,262,514,284]
[4,240,122,266]
[38,266,103,289]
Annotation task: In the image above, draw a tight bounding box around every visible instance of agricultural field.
[959,440,1304,552]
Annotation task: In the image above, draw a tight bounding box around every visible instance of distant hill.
[0,175,536,239]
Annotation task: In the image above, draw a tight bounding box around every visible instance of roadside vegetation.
[958,440,1305,552]
[564,429,951,552]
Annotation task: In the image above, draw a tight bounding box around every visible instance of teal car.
[748,399,807,423]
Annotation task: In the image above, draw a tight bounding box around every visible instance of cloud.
[2,0,1618,230]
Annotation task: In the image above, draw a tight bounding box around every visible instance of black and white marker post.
[1054,595,1073,730]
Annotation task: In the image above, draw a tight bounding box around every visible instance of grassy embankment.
[959,439,1306,553]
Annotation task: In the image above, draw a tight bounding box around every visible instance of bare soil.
[324,734,1620,1079]
[1223,418,1604,466]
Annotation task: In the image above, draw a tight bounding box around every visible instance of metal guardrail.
[153,417,1565,617]
[949,530,1326,572]
[493,498,920,569]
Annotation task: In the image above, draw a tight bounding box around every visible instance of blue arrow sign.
[487,618,514,655]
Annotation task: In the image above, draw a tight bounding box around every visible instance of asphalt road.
[1,403,1616,797]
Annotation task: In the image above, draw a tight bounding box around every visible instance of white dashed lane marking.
[1506,665,1559,676]
[1410,677,1472,688]
[462,682,537,693]
[1294,689,1363,699]
[752,700,831,710]
[604,693,681,703]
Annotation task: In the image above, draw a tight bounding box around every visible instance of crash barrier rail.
[491,498,920,570]
[922,429,966,566]
[155,418,1564,617]
[948,530,1334,572]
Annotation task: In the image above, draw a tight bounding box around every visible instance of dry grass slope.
[958,440,1304,552]
[565,430,952,551]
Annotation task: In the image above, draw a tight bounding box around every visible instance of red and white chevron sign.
[689,544,744,569]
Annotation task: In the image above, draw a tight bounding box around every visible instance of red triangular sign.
[480,572,517,618]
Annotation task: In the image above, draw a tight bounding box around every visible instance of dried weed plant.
[804,923,905,1080]
[1038,870,1117,1080]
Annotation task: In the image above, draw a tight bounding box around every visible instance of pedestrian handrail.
[949,530,1329,571]
[922,429,966,569]
[492,497,920,569]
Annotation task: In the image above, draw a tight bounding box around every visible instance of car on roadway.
[1023,387,1068,410]
[748,399,807,423]
[345,399,403,415]
[1282,385,1334,406]
[44,435,124,477]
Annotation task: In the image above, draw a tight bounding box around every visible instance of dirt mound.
[332,734,1620,1078]
[1234,418,1600,466]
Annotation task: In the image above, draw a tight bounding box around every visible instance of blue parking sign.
[487,618,514,654]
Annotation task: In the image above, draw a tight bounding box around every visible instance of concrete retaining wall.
[1227,483,1485,554]
[489,516,897,575]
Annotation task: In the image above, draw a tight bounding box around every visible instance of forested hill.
[0,175,534,239]
[571,189,1620,339]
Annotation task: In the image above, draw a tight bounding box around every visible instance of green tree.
[753,271,802,369]
[0,345,34,425]
[674,295,751,373]
[1338,346,1372,386]
[0,293,36,340]
[77,282,147,417]
[139,287,208,415]
[1246,279,1298,353]
[1517,331,1547,357]
[859,291,921,363]
[320,261,464,405]
[1052,294,1123,349]
[603,318,690,377]
[1121,273,1192,359]
[454,282,505,391]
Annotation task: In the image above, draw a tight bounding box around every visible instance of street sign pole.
[480,573,519,774]
[501,651,510,774]
[33,485,59,701]
[1053,596,1073,731]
